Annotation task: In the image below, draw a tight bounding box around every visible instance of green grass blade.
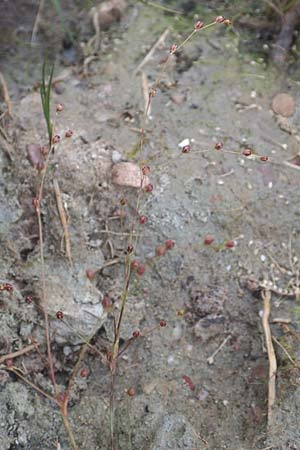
[40,62,54,144]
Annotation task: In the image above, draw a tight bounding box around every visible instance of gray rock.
[28,250,107,345]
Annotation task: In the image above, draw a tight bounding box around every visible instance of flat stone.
[272,93,295,117]
[111,162,150,188]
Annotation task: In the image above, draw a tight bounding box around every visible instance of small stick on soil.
[272,318,291,324]
[261,289,277,430]
[0,71,12,118]
[0,343,40,364]
[142,71,151,118]
[53,179,72,268]
[272,335,299,368]
[207,335,231,365]
[31,0,45,44]
[135,28,170,74]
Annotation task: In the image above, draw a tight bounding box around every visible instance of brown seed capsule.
[215,16,225,23]
[223,19,231,25]
[127,244,134,254]
[225,240,235,249]
[144,184,153,193]
[243,148,252,157]
[139,215,148,225]
[56,311,64,319]
[80,367,89,378]
[182,145,191,154]
[142,165,151,176]
[214,142,223,150]
[260,155,269,162]
[204,235,214,245]
[52,135,61,144]
[120,197,127,206]
[25,295,33,304]
[127,387,136,397]
[170,43,178,54]
[194,21,204,30]
[65,130,73,138]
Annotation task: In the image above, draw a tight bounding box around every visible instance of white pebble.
[167,355,175,365]
[179,138,190,148]
[112,150,122,163]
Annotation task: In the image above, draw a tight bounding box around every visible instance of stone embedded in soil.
[31,250,107,345]
[90,0,127,30]
[111,162,150,188]
[272,93,295,117]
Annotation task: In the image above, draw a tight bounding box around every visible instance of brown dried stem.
[53,178,73,268]
[0,343,40,364]
[0,71,12,118]
[261,289,277,430]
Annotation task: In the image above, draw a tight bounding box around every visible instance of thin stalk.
[61,409,79,450]
[109,369,117,450]
[8,367,58,404]
[36,145,57,394]
[107,18,227,450]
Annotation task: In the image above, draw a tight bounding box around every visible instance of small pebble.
[112,150,122,163]
[179,138,190,149]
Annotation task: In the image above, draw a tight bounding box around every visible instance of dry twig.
[135,28,170,74]
[0,343,40,364]
[261,289,277,430]
[53,179,72,268]
[142,71,151,118]
[0,71,12,118]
